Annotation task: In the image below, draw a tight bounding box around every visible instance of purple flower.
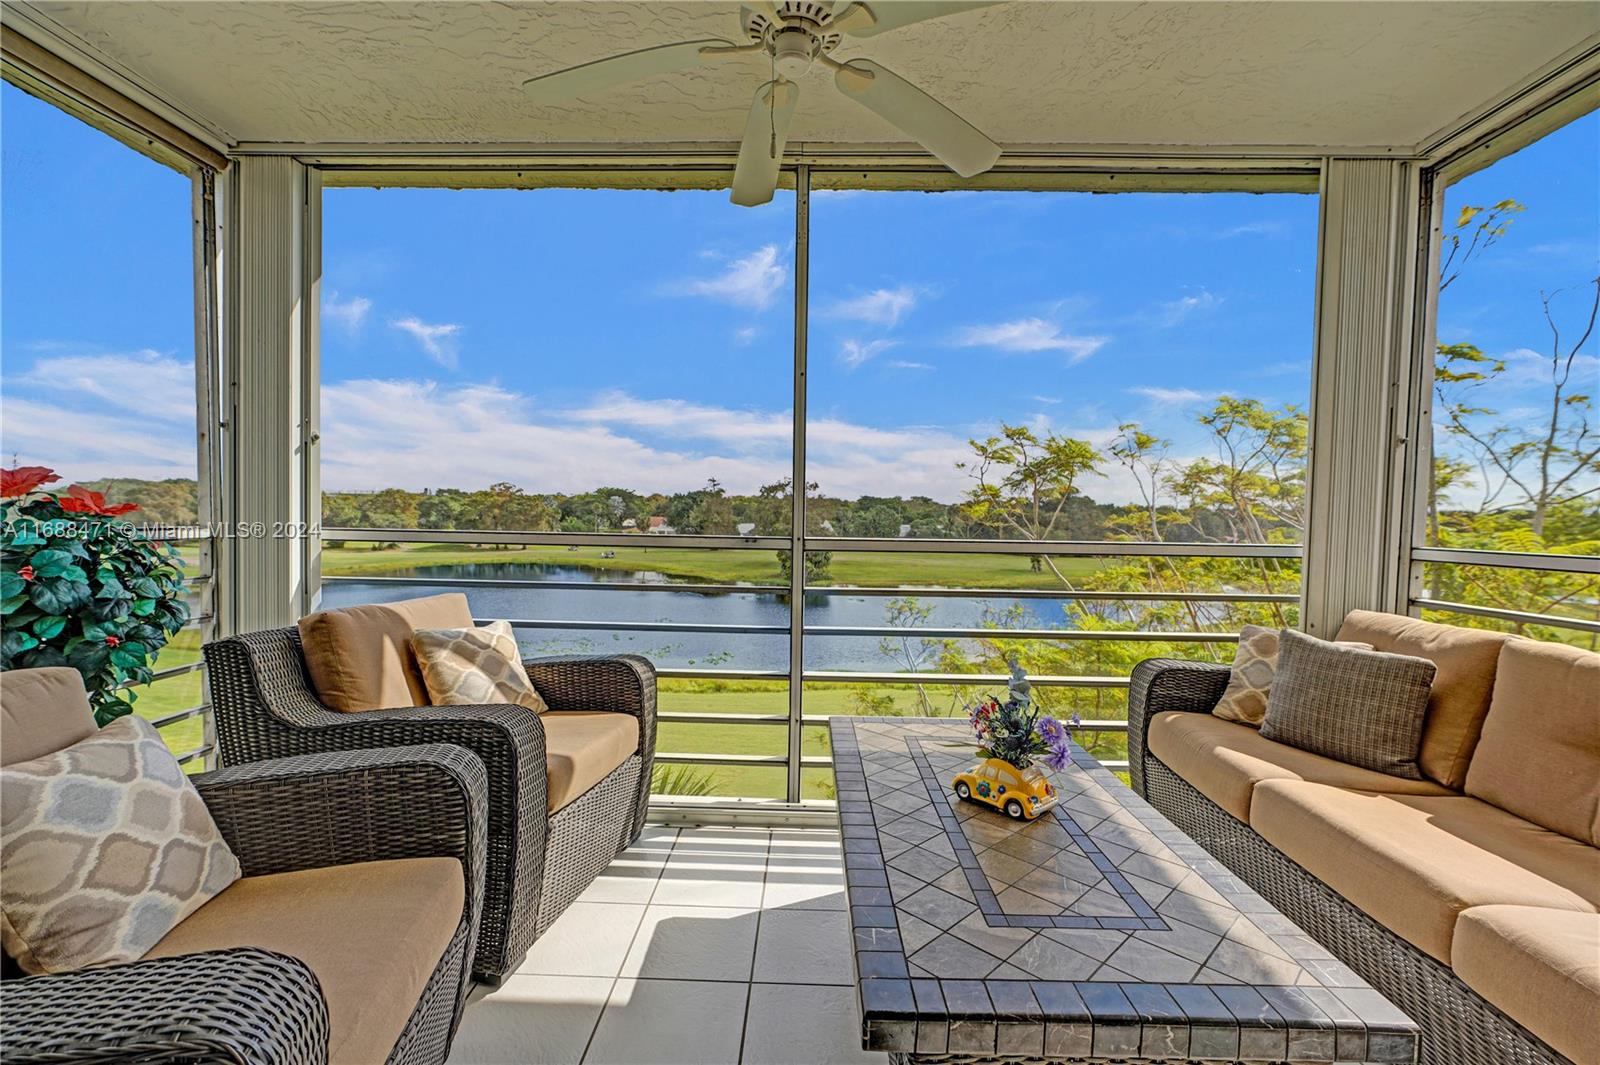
[1041,743,1071,771]
[1037,717,1066,745]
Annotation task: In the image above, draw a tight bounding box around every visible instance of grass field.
[320,541,1106,587]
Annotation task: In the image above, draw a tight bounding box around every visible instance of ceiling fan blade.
[744,1,781,20]
[523,39,734,104]
[833,59,1000,177]
[732,80,801,207]
[830,1,1002,38]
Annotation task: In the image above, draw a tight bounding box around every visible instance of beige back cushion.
[1466,638,1600,846]
[1,668,97,766]
[1336,610,1513,788]
[298,594,474,712]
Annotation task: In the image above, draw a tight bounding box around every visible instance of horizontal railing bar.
[175,744,214,765]
[120,660,205,689]
[324,527,789,550]
[654,752,788,766]
[806,537,1302,558]
[1411,598,1600,634]
[323,527,1306,559]
[658,712,790,725]
[325,574,789,594]
[1411,547,1600,574]
[808,626,1239,642]
[657,667,790,682]
[808,585,1299,602]
[803,671,1132,688]
[499,617,789,635]
[150,704,212,729]
[799,715,1132,733]
[1100,760,1131,771]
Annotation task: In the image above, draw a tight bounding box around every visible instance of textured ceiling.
[20,1,1600,150]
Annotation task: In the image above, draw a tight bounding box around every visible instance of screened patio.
[1,3,1597,1065]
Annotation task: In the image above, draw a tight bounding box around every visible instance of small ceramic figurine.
[1006,654,1031,708]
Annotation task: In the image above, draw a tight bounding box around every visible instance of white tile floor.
[448,825,887,1065]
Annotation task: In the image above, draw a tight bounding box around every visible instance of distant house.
[818,519,835,533]
[898,524,913,538]
[736,522,756,536]
[646,516,676,534]
[620,518,638,530]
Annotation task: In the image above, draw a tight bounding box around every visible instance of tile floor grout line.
[734,827,773,1064]
[576,825,675,1065]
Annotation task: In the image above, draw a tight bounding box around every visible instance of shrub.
[2,467,190,725]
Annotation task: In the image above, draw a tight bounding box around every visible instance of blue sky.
[2,78,1593,507]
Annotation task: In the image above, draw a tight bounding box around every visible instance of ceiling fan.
[521,1,1004,207]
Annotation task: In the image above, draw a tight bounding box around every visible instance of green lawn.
[320,541,1105,587]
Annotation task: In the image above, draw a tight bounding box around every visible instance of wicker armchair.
[203,628,657,983]
[2,744,488,1065]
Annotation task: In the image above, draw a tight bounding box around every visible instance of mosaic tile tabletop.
[831,718,1419,1064]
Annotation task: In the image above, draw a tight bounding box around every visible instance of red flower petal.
[0,466,58,498]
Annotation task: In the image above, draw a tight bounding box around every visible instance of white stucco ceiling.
[15,1,1600,151]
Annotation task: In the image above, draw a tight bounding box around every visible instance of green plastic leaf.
[31,616,66,640]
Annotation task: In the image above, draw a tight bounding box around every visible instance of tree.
[418,489,467,530]
[360,488,419,530]
[685,478,735,535]
[957,423,1102,583]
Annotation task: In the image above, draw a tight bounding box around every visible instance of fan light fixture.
[521,1,1004,207]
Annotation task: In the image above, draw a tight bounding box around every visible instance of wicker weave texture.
[204,631,657,981]
[1129,658,1575,1065]
[1,947,329,1065]
[536,755,642,936]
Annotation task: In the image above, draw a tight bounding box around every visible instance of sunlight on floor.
[448,825,885,1065]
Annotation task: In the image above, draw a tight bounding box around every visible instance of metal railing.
[321,529,1307,804]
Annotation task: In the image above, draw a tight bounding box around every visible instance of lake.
[319,561,1083,672]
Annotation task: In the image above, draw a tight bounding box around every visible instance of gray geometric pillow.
[1213,625,1281,727]
[1260,628,1436,780]
[1,716,240,974]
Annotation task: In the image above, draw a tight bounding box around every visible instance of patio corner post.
[1301,157,1427,637]
[223,155,319,633]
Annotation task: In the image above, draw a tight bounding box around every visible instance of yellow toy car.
[951,757,1058,820]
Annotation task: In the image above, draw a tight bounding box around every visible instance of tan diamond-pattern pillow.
[411,620,547,712]
[1213,625,1281,727]
[1213,626,1373,728]
[1,715,240,974]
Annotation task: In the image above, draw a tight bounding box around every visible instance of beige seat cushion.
[146,857,463,1065]
[1250,781,1600,961]
[297,594,474,712]
[1336,610,1513,788]
[541,712,639,812]
[1466,638,1600,846]
[0,667,96,765]
[1451,905,1600,1065]
[1147,711,1452,821]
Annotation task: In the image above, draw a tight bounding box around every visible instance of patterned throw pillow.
[1260,627,1437,779]
[1212,625,1280,727]
[411,620,548,712]
[1,716,240,974]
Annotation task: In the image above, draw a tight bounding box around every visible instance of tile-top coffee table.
[831,717,1419,1064]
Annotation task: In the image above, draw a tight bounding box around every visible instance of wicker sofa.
[1,667,487,1065]
[204,607,657,985]
[1128,610,1599,1065]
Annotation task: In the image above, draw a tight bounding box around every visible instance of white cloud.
[954,317,1108,363]
[885,360,932,371]
[13,349,195,422]
[391,316,462,368]
[676,245,788,310]
[1216,221,1286,238]
[733,326,759,345]
[1030,395,1061,405]
[0,395,195,481]
[323,290,372,334]
[1159,289,1220,326]
[1499,347,1600,390]
[1128,386,1208,405]
[839,338,898,369]
[824,285,918,327]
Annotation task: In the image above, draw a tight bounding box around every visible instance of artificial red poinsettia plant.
[2,466,190,725]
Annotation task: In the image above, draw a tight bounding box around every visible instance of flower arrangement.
[966,659,1079,771]
[2,466,190,725]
